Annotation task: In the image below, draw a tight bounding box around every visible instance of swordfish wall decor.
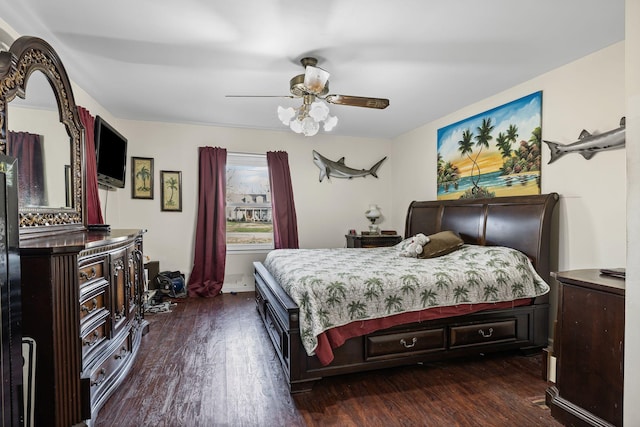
[312,150,387,182]
[543,117,626,164]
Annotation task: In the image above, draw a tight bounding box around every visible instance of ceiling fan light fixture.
[301,116,320,136]
[303,65,330,95]
[309,100,330,122]
[323,115,338,132]
[278,99,337,136]
[289,117,303,134]
[277,106,295,125]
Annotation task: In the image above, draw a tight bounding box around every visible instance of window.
[226,152,273,251]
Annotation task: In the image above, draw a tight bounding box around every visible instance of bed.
[254,193,559,393]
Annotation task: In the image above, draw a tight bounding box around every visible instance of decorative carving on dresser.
[0,36,84,233]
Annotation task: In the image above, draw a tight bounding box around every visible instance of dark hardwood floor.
[94,293,562,427]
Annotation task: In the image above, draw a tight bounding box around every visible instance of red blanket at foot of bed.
[314,298,533,366]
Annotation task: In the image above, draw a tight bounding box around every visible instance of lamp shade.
[304,65,330,94]
[365,205,381,221]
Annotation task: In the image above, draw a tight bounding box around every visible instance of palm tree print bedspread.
[263,245,549,357]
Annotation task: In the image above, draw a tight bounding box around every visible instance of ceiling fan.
[226,57,390,136]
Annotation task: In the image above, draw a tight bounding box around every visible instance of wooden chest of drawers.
[20,229,149,426]
[546,269,625,427]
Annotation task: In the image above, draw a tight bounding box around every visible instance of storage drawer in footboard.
[449,319,516,348]
[265,303,289,364]
[366,328,445,360]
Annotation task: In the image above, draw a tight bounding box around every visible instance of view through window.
[226,153,273,251]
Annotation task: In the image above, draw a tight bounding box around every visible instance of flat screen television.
[94,115,127,189]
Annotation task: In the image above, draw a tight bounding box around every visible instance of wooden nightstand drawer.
[449,319,516,348]
[346,234,402,248]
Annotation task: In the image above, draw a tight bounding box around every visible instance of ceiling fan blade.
[225,95,296,99]
[324,95,389,109]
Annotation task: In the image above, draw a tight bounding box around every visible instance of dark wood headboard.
[405,193,559,283]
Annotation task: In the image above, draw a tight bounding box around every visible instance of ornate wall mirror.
[0,36,85,237]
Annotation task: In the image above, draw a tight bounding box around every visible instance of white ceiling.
[0,1,625,139]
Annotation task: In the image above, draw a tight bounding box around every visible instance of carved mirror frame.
[0,36,85,236]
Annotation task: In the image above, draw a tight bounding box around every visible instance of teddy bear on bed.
[399,233,430,257]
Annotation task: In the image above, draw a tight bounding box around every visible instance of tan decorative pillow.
[418,230,464,259]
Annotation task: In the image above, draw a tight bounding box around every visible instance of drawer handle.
[83,330,100,347]
[478,328,494,338]
[114,346,128,359]
[80,267,97,281]
[400,337,417,348]
[81,298,98,314]
[91,368,106,387]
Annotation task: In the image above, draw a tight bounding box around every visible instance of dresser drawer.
[449,319,516,348]
[366,328,445,359]
[79,284,109,326]
[81,316,109,363]
[87,331,132,401]
[79,256,108,287]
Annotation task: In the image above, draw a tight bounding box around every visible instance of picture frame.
[160,170,182,212]
[131,157,154,199]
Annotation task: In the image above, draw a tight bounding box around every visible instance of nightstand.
[546,269,625,427]
[345,234,402,248]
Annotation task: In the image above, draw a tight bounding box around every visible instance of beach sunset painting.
[437,91,542,200]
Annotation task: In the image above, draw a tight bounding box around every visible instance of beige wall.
[625,0,639,422]
[106,121,391,291]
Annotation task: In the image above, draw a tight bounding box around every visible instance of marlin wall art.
[312,150,387,182]
[543,117,625,164]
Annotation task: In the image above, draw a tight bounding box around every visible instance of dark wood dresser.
[345,233,402,248]
[546,269,624,427]
[20,229,148,426]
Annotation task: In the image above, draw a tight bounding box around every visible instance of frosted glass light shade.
[304,65,330,94]
[277,106,295,125]
[301,117,320,136]
[323,115,338,131]
[289,118,303,133]
[309,100,330,122]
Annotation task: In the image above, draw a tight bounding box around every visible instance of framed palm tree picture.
[131,157,154,199]
[160,170,182,212]
[436,91,542,200]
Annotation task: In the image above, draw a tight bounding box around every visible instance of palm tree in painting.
[529,126,541,149]
[457,128,475,175]
[165,177,178,206]
[474,118,495,166]
[135,165,151,191]
[506,124,519,145]
[495,132,512,159]
[437,153,460,192]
